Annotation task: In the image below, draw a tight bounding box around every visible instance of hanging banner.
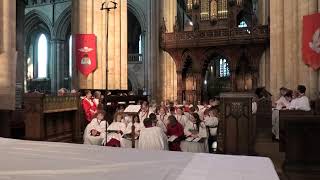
[302,13,320,70]
[75,34,97,76]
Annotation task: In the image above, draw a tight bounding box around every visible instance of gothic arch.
[201,48,230,72]
[53,6,71,40]
[25,9,52,48]
[127,0,147,31]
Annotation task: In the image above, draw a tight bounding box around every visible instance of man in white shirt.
[138,118,168,151]
[288,85,311,111]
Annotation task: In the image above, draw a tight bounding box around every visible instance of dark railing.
[160,25,269,49]
[128,53,143,63]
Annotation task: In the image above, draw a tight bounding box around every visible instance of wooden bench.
[279,110,313,152]
[24,93,81,142]
[256,97,272,131]
[280,114,320,179]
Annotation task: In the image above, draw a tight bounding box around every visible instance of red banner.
[303,13,320,70]
[75,34,97,76]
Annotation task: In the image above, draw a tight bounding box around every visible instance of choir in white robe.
[83,118,107,145]
[272,96,311,139]
[275,96,290,110]
[203,116,219,136]
[181,120,208,153]
[138,110,152,128]
[288,96,311,111]
[138,126,168,151]
[106,122,126,145]
[156,114,168,133]
[121,122,141,148]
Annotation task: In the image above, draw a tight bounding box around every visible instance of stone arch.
[53,6,71,40]
[127,0,147,31]
[25,9,52,48]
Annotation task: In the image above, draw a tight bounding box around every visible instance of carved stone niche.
[218,92,256,155]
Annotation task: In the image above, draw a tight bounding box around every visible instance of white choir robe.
[272,96,311,139]
[175,114,188,128]
[288,96,311,111]
[181,120,208,153]
[139,110,152,128]
[156,115,169,133]
[275,96,290,110]
[121,122,141,148]
[106,122,126,145]
[83,118,107,145]
[203,116,219,136]
[138,126,168,151]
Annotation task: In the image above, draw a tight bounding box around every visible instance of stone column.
[15,0,25,109]
[52,39,67,91]
[72,0,127,90]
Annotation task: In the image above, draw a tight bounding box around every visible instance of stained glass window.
[219,58,230,77]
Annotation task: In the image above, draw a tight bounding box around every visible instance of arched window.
[219,58,230,77]
[37,34,48,78]
[69,35,72,77]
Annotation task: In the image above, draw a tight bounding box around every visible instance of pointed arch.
[53,6,71,40]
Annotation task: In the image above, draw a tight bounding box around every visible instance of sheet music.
[193,137,202,142]
[168,135,178,142]
[185,137,194,142]
[124,105,141,113]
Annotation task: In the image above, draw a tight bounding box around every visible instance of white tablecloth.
[0,138,279,180]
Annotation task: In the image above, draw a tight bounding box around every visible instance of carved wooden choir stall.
[218,92,256,155]
[24,93,81,142]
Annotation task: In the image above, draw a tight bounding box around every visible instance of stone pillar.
[72,0,127,90]
[15,0,25,109]
[159,0,178,101]
[0,0,17,110]
[51,39,67,91]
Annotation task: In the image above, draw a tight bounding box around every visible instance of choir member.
[139,101,152,128]
[138,118,168,151]
[83,110,107,145]
[175,107,188,128]
[121,115,141,148]
[106,113,126,147]
[203,108,219,152]
[181,113,208,153]
[157,107,169,129]
[274,87,288,110]
[183,100,190,112]
[166,115,184,151]
[82,90,97,123]
[288,85,311,111]
[93,91,102,107]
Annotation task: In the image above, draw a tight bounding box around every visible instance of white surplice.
[156,114,169,133]
[181,120,208,153]
[139,110,152,128]
[272,95,311,139]
[83,118,107,145]
[275,96,290,110]
[203,116,219,136]
[138,126,168,151]
[121,122,141,148]
[106,122,126,144]
[288,96,311,111]
[175,114,188,128]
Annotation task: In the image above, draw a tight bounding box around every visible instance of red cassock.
[82,98,97,122]
[167,122,184,151]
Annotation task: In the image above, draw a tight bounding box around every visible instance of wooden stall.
[24,93,81,142]
[218,92,256,155]
[279,112,320,180]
